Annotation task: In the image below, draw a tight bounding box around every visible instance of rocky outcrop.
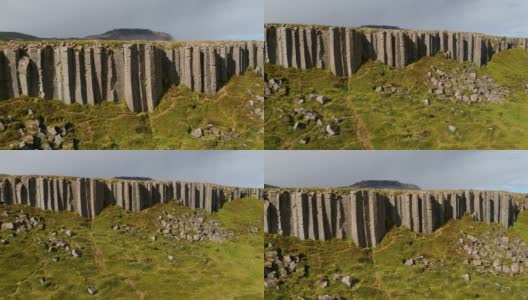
[265,24,528,76]
[264,189,526,248]
[0,175,263,218]
[0,41,264,112]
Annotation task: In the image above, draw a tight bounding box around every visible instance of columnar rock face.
[265,189,522,248]
[0,41,264,112]
[0,175,263,218]
[265,24,528,76]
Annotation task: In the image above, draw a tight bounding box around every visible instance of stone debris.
[157,210,234,243]
[112,224,139,233]
[2,114,77,150]
[427,65,509,104]
[264,246,307,289]
[265,77,288,97]
[403,255,445,269]
[316,296,345,300]
[332,274,357,288]
[0,212,44,233]
[87,287,98,295]
[458,230,528,275]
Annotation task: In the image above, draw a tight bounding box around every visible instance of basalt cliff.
[0,175,263,218]
[264,189,528,248]
[265,23,528,76]
[0,40,264,112]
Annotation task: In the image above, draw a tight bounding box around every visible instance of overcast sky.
[0,0,263,41]
[0,151,263,188]
[265,151,528,193]
[265,0,528,37]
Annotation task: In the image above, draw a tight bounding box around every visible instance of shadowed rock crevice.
[265,24,528,76]
[265,189,528,248]
[0,41,264,112]
[0,175,263,218]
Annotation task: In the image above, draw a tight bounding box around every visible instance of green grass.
[265,211,528,299]
[265,48,528,149]
[0,198,263,299]
[0,72,263,150]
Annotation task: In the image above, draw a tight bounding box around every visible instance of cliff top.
[0,39,263,49]
[265,23,524,41]
[0,174,258,189]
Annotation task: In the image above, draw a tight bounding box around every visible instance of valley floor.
[0,72,263,150]
[265,48,528,150]
[265,211,528,299]
[0,198,263,299]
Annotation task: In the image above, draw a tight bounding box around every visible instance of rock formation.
[264,189,528,248]
[0,175,263,218]
[265,23,528,76]
[0,40,264,112]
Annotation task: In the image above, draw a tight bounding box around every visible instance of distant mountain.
[360,25,402,30]
[85,29,173,41]
[114,176,153,181]
[264,184,280,189]
[348,180,420,190]
[0,32,40,41]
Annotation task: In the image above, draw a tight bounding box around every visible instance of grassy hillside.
[265,211,528,299]
[265,48,528,149]
[0,32,40,41]
[0,72,263,150]
[0,197,263,299]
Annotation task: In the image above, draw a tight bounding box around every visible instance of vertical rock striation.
[0,41,264,112]
[264,189,522,248]
[0,175,263,218]
[265,24,528,77]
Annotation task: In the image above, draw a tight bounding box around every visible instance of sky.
[0,151,264,188]
[0,0,263,41]
[265,151,528,193]
[265,0,528,37]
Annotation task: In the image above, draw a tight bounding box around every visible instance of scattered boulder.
[157,210,234,243]
[190,128,204,139]
[87,287,98,295]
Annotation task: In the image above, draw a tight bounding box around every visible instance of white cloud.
[265,0,528,37]
[0,151,264,188]
[0,0,263,40]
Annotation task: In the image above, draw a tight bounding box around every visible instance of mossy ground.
[265,48,528,149]
[0,197,263,299]
[265,211,528,299]
[0,72,263,150]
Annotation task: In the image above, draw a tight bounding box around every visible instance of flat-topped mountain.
[360,25,402,30]
[349,180,420,190]
[113,176,154,181]
[0,31,40,41]
[85,28,173,41]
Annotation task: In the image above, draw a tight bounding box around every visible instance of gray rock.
[315,96,329,105]
[472,260,482,266]
[448,125,457,132]
[462,273,470,282]
[87,287,98,295]
[71,249,82,258]
[375,86,383,93]
[325,124,339,136]
[405,258,414,266]
[423,99,430,106]
[340,275,355,287]
[191,128,204,139]
[1,222,15,231]
[168,255,174,261]
[298,138,309,145]
[65,230,74,237]
[39,277,46,285]
[293,122,305,131]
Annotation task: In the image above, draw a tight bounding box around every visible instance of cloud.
[0,151,264,188]
[265,0,528,37]
[264,151,528,192]
[0,0,263,40]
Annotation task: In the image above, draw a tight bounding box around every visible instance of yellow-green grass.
[265,211,528,299]
[0,197,263,299]
[0,72,263,150]
[265,48,528,149]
